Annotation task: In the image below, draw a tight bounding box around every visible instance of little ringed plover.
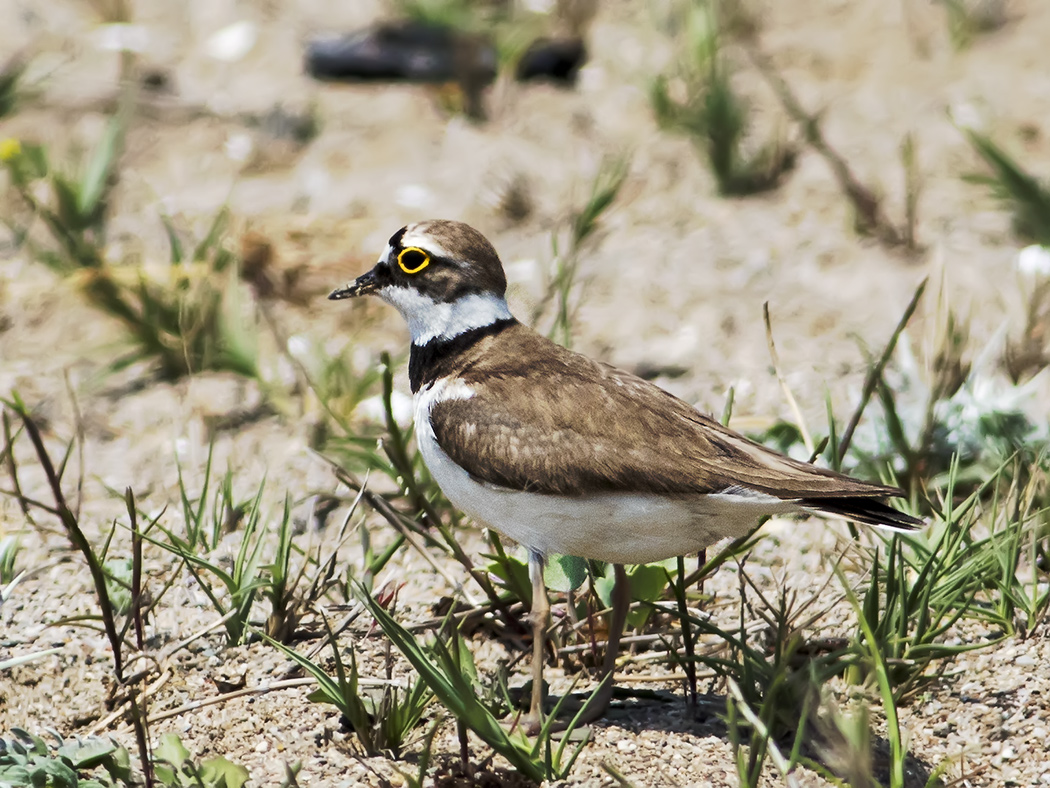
[330,219,922,726]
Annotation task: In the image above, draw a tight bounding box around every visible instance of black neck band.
[409,318,517,392]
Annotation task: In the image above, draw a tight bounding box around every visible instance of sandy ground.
[3,0,1050,785]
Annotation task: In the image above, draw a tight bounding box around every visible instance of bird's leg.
[526,549,549,731]
[577,562,629,725]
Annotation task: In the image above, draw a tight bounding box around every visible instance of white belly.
[414,381,798,564]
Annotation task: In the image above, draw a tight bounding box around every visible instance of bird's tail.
[800,497,924,531]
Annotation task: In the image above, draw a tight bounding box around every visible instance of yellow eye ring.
[397,247,430,274]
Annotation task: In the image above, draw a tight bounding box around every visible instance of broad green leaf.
[57,737,116,769]
[200,757,250,788]
[545,554,587,593]
[154,733,190,770]
[78,115,123,219]
[626,564,669,628]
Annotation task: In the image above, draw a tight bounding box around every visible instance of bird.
[329,219,923,729]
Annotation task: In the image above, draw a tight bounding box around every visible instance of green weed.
[152,733,249,788]
[941,0,1007,50]
[651,1,795,196]
[0,55,28,121]
[0,532,21,586]
[146,478,267,646]
[266,613,433,758]
[156,454,359,644]
[359,587,592,783]
[1,128,259,381]
[531,155,629,348]
[963,127,1050,245]
[4,395,129,678]
[757,274,1049,511]
[845,478,1006,703]
[0,728,133,788]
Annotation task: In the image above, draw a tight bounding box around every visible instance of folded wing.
[428,325,921,530]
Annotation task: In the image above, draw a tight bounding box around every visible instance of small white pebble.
[616,739,636,753]
[224,132,254,163]
[206,20,258,62]
[93,23,149,53]
[504,258,541,286]
[174,437,190,459]
[578,65,605,92]
[356,391,413,427]
[1016,654,1037,667]
[1017,245,1050,277]
[254,739,269,753]
[950,102,983,131]
[395,184,432,210]
[286,334,311,359]
[276,356,298,389]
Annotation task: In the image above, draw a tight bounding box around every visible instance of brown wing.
[428,324,906,502]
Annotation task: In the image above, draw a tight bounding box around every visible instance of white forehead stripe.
[379,287,512,345]
[400,228,452,259]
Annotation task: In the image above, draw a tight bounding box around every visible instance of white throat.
[379,287,513,345]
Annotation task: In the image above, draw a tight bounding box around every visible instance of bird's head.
[329,220,514,345]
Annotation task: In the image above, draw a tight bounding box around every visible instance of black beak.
[328,268,380,300]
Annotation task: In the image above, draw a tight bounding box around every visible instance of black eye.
[397,247,430,274]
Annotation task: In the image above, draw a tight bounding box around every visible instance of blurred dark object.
[140,68,173,93]
[0,53,29,120]
[516,37,586,85]
[305,21,496,119]
[304,21,589,119]
[251,105,320,145]
[305,22,496,85]
[494,173,533,224]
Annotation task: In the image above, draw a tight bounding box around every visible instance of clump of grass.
[1,122,259,381]
[266,613,434,758]
[651,1,795,196]
[358,586,592,783]
[148,457,340,646]
[0,55,29,121]
[694,525,984,786]
[737,38,919,250]
[146,477,267,646]
[942,0,1008,50]
[757,275,1049,511]
[849,304,1047,505]
[962,126,1050,245]
[687,288,1047,783]
[841,452,1048,705]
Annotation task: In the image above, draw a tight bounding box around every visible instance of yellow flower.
[0,137,21,162]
